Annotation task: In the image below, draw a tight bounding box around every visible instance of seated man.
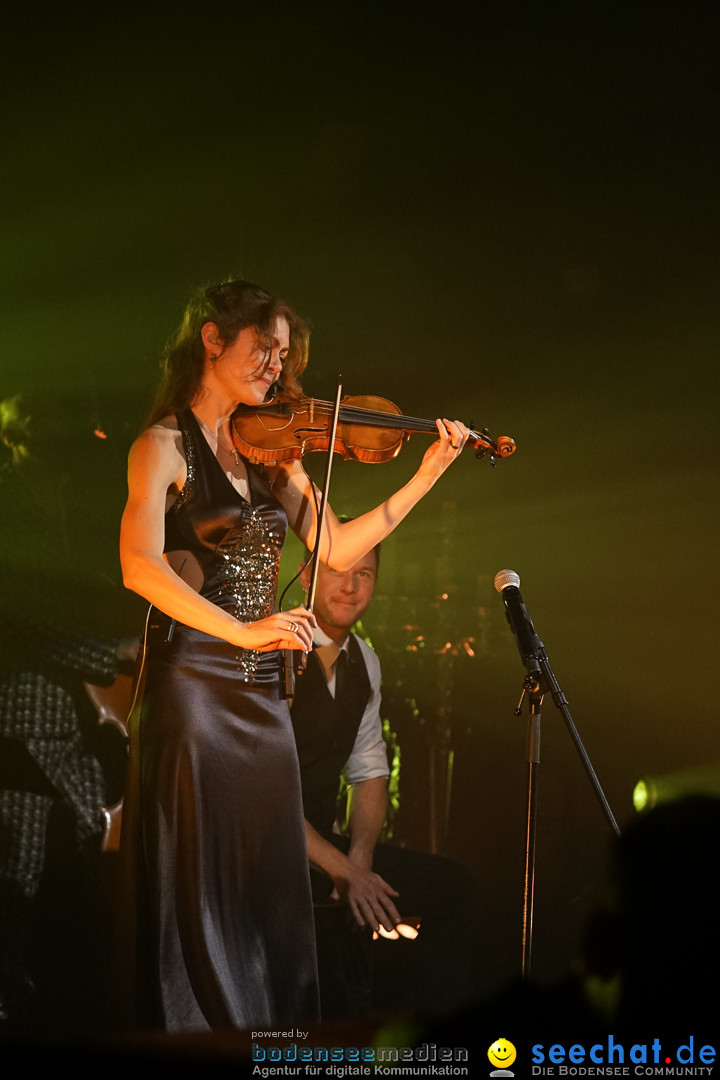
[290,544,480,1019]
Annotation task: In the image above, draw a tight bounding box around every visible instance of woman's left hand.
[415,419,470,487]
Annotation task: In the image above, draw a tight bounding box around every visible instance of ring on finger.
[287,621,298,633]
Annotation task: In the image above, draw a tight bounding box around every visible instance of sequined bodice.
[164,409,288,680]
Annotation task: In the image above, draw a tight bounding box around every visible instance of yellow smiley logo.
[488,1038,517,1070]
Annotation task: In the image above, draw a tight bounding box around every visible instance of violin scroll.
[472,428,516,466]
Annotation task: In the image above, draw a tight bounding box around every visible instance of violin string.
[306,400,483,441]
[307,399,462,434]
[303,399,430,427]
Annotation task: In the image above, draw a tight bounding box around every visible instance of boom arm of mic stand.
[535,644,621,839]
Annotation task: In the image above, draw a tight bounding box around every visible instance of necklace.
[194,414,241,465]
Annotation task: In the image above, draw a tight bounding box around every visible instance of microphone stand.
[513,639,621,979]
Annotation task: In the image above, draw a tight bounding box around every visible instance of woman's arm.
[270,418,469,570]
[120,424,315,652]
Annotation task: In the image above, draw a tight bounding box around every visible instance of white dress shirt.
[312,625,389,786]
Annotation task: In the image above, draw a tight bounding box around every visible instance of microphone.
[494,569,542,676]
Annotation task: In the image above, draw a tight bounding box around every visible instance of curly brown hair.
[146,279,309,427]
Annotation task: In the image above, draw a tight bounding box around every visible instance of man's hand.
[332,861,400,933]
[305,820,400,932]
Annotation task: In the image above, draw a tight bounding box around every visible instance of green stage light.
[633,761,720,812]
[632,778,651,812]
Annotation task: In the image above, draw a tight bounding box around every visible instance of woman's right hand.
[235,606,316,653]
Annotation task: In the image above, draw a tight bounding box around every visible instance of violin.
[232,394,516,466]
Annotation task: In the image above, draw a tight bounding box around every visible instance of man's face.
[309,550,378,636]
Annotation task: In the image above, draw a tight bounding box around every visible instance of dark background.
[2,2,719,999]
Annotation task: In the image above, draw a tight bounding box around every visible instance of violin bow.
[283,377,343,700]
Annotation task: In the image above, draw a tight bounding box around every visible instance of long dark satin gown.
[117,409,319,1031]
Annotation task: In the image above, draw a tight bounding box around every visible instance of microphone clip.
[514,669,547,716]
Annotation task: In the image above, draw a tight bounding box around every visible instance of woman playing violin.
[117,279,468,1031]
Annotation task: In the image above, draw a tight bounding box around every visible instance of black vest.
[289,635,371,833]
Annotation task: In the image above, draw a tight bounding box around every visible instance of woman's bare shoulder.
[128,418,186,482]
[132,416,183,450]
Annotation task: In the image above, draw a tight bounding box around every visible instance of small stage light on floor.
[373,917,421,941]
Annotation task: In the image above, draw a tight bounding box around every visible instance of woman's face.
[205,316,289,407]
